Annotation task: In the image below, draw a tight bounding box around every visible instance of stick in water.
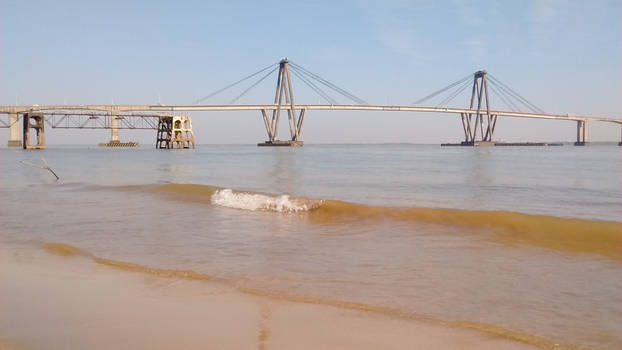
[19,157,60,181]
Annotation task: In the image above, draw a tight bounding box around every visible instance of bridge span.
[1,59,621,147]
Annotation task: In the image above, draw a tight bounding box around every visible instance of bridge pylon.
[460,70,497,146]
[258,58,305,147]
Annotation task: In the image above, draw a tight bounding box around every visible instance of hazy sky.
[1,0,621,144]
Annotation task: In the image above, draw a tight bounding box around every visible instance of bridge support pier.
[258,58,304,147]
[156,115,195,149]
[619,124,622,146]
[110,113,119,142]
[7,112,21,147]
[574,120,588,146]
[22,113,45,149]
[99,110,140,147]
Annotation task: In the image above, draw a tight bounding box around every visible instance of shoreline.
[0,245,541,350]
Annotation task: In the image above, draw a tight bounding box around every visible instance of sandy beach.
[0,246,538,350]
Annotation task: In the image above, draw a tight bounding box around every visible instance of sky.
[1,0,621,144]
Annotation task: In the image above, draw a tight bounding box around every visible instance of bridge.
[1,59,621,148]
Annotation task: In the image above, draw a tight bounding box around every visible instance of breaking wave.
[210,188,321,213]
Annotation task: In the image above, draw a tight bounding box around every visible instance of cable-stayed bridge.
[1,59,621,148]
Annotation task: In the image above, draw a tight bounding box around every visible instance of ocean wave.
[118,183,622,261]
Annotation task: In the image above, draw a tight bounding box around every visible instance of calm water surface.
[1,144,621,349]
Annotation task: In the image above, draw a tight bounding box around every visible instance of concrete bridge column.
[22,113,45,149]
[574,120,588,146]
[110,112,119,142]
[619,124,622,146]
[7,112,21,147]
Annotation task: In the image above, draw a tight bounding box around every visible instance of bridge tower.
[258,58,305,147]
[460,70,497,145]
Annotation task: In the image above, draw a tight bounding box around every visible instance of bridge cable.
[486,77,528,111]
[193,62,278,104]
[488,84,516,111]
[487,79,539,113]
[436,79,472,108]
[411,73,473,105]
[289,62,369,105]
[290,68,338,105]
[229,66,279,104]
[487,74,545,114]
[488,74,544,113]
[487,83,519,112]
[289,62,366,104]
[290,67,339,104]
[289,62,367,105]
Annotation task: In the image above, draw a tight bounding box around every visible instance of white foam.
[210,189,312,213]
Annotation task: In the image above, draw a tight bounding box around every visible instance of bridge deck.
[1,104,621,124]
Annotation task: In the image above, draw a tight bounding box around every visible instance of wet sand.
[0,246,538,350]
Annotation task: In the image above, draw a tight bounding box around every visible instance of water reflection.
[265,148,303,195]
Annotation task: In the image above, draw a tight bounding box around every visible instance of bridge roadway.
[2,104,621,123]
[2,104,621,147]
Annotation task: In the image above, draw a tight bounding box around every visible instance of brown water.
[1,145,621,349]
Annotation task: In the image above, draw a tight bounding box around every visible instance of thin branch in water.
[19,157,60,181]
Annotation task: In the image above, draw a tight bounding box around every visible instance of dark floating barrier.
[441,142,563,147]
[257,140,304,147]
[98,140,139,147]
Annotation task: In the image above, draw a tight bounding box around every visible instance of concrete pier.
[7,113,21,147]
[97,112,140,147]
[110,113,119,142]
[156,115,195,149]
[574,120,588,146]
[22,113,45,149]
